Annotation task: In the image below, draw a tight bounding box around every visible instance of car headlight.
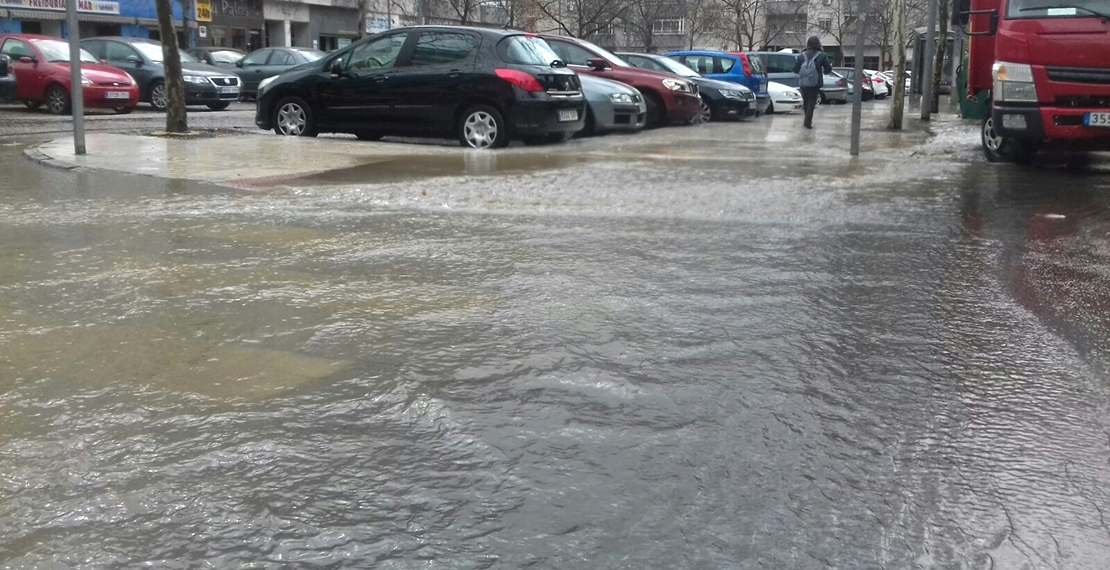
[662,78,692,93]
[720,89,744,99]
[258,75,277,93]
[787,90,801,99]
[992,61,1038,103]
[609,92,633,103]
[80,75,92,85]
[183,75,209,84]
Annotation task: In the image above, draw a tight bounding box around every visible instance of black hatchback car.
[82,37,242,111]
[255,27,586,149]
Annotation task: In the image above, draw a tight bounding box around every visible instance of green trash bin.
[958,51,990,121]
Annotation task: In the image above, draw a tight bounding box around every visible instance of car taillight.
[739,54,752,77]
[495,68,544,92]
[837,79,847,88]
[873,77,884,84]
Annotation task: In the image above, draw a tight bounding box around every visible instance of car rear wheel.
[149,81,167,111]
[23,100,41,111]
[273,96,317,137]
[458,105,508,150]
[578,108,597,137]
[819,91,828,105]
[207,102,230,111]
[113,106,133,115]
[45,85,70,115]
[687,96,712,125]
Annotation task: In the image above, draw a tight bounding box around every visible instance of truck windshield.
[1008,0,1110,19]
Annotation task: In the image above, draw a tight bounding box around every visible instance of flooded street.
[3,111,1110,568]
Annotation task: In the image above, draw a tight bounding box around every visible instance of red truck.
[961,0,1110,162]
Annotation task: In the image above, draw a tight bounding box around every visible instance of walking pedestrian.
[793,36,832,129]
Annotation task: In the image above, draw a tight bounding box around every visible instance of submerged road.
[2,102,1110,569]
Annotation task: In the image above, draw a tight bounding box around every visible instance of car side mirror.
[19,56,36,64]
[587,57,610,71]
[329,60,345,77]
[235,59,244,68]
[125,55,142,65]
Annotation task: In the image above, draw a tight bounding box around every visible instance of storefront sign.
[364,13,393,34]
[0,0,121,14]
[195,0,212,22]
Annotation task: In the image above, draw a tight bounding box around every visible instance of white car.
[864,69,890,99]
[767,81,803,114]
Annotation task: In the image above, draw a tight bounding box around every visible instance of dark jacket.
[793,49,833,88]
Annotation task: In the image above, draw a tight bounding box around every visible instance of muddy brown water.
[3,122,1110,568]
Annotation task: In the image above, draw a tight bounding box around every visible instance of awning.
[136,18,196,29]
[6,9,67,21]
[76,14,136,24]
[3,9,136,24]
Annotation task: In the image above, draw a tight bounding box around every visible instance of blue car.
[665,50,770,115]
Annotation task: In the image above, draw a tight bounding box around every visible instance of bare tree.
[682,0,724,49]
[533,0,629,37]
[811,1,857,65]
[623,0,674,53]
[158,0,186,132]
[931,0,948,112]
[721,0,809,51]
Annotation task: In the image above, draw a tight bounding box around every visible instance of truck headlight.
[662,78,691,93]
[992,61,1038,103]
[609,92,633,103]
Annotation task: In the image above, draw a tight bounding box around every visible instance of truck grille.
[210,77,240,87]
[1056,95,1110,109]
[1046,66,1110,85]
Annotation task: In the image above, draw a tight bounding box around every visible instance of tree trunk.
[156,0,187,132]
[932,0,949,113]
[358,0,368,39]
[888,0,907,129]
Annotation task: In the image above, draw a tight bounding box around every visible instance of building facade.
[196,0,264,51]
[0,0,189,39]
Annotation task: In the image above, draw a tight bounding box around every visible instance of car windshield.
[652,56,700,78]
[571,38,629,67]
[31,40,98,63]
[293,49,326,62]
[208,50,243,64]
[133,42,199,64]
[1008,0,1110,18]
[498,35,562,66]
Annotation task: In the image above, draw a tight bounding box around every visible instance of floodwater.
[3,118,1110,569]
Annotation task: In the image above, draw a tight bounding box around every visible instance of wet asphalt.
[2,101,1110,569]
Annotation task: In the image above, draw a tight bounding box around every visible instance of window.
[269,50,296,66]
[625,55,662,72]
[240,49,270,66]
[818,18,832,31]
[682,54,716,74]
[547,40,596,67]
[593,23,615,36]
[767,14,808,34]
[1,39,34,59]
[410,32,478,67]
[209,50,244,65]
[764,54,795,74]
[344,33,406,73]
[652,19,686,35]
[498,36,560,66]
[105,42,139,63]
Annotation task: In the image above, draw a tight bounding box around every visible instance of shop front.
[0,0,188,41]
[195,0,263,52]
[305,4,357,52]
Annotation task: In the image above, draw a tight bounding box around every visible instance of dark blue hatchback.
[664,50,770,115]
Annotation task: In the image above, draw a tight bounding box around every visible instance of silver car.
[821,72,849,104]
[578,74,647,136]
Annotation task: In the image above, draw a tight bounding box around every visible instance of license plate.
[218,86,239,94]
[105,91,129,100]
[1084,112,1110,127]
[557,109,578,122]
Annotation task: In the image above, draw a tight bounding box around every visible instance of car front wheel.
[687,96,712,125]
[207,102,230,111]
[45,85,70,115]
[458,105,508,149]
[148,81,168,111]
[273,97,317,137]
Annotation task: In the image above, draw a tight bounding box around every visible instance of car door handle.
[448,69,461,78]
[373,75,388,82]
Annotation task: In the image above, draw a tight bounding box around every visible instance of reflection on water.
[3,136,1110,568]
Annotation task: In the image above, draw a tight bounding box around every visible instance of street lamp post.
[65,0,85,155]
[850,0,870,156]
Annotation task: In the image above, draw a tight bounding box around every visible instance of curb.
[22,143,82,172]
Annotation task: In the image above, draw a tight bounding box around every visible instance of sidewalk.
[26,104,971,190]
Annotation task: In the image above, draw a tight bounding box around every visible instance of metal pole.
[921,0,938,120]
[949,25,964,110]
[65,0,85,155]
[850,0,869,156]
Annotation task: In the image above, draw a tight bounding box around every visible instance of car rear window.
[745,54,766,74]
[498,36,559,66]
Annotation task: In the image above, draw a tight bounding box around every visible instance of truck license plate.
[105,91,129,100]
[557,109,578,122]
[1084,112,1110,127]
[218,86,239,95]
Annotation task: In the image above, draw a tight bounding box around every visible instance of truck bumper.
[994,105,1110,150]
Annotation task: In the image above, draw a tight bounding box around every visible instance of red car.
[539,35,700,127]
[0,34,140,115]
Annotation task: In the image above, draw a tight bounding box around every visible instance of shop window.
[21,21,42,35]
